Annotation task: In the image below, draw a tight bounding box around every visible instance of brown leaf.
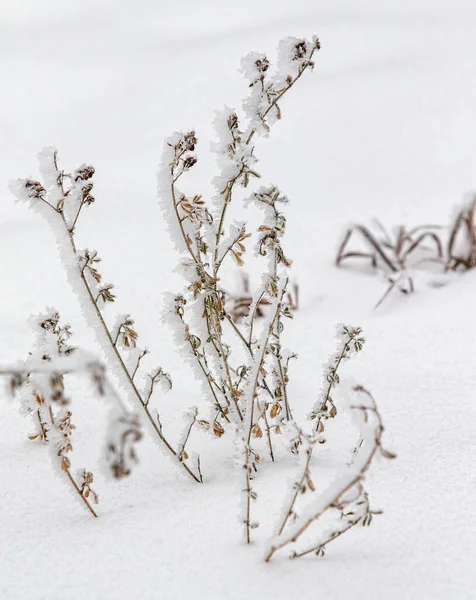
[252,424,263,438]
[213,422,225,437]
[380,447,397,460]
[233,251,244,266]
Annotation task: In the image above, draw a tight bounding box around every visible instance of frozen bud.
[255,56,270,74]
[74,165,95,181]
[24,179,45,199]
[241,51,270,84]
[183,131,197,152]
[174,294,186,317]
[293,41,307,60]
[182,155,197,170]
[81,182,95,205]
[40,313,60,331]
[227,112,239,131]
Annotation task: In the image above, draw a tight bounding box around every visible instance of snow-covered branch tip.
[2,310,143,518]
[265,385,395,562]
[310,325,365,436]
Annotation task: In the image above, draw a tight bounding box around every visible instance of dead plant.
[336,221,444,307]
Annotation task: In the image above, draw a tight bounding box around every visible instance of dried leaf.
[252,424,263,438]
[380,447,397,460]
[213,421,225,438]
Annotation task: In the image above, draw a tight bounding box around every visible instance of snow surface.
[1,0,476,598]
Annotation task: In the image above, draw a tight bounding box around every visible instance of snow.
[1,0,476,598]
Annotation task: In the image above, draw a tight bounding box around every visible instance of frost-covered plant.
[265,385,395,562]
[9,36,394,559]
[10,150,202,483]
[1,310,142,517]
[159,36,320,542]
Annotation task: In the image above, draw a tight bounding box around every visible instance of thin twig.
[64,466,98,518]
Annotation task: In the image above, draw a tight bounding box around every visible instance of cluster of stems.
[160,36,320,542]
[14,151,202,482]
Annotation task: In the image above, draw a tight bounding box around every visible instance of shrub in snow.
[10,35,395,559]
[1,310,142,517]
